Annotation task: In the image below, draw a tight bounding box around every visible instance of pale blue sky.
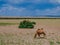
[0,0,60,17]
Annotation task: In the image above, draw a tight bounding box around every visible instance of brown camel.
[34,28,46,38]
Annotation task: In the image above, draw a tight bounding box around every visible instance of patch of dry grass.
[0,19,60,45]
[0,31,60,45]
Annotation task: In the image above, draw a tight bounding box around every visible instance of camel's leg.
[38,33,40,37]
[34,33,37,38]
[42,32,46,37]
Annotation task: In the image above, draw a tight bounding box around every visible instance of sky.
[0,0,60,17]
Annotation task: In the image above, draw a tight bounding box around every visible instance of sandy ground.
[0,19,60,45]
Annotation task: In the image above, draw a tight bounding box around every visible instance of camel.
[34,28,46,38]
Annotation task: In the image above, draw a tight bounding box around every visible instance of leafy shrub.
[18,20,36,28]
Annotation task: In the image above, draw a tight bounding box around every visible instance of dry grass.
[0,19,60,45]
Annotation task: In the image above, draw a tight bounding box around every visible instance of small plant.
[50,41,54,45]
[56,42,60,44]
[0,40,5,45]
[18,20,36,28]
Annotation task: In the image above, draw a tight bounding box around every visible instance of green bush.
[18,20,36,28]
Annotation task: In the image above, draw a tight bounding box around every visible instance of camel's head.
[38,29,40,30]
[41,28,43,30]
